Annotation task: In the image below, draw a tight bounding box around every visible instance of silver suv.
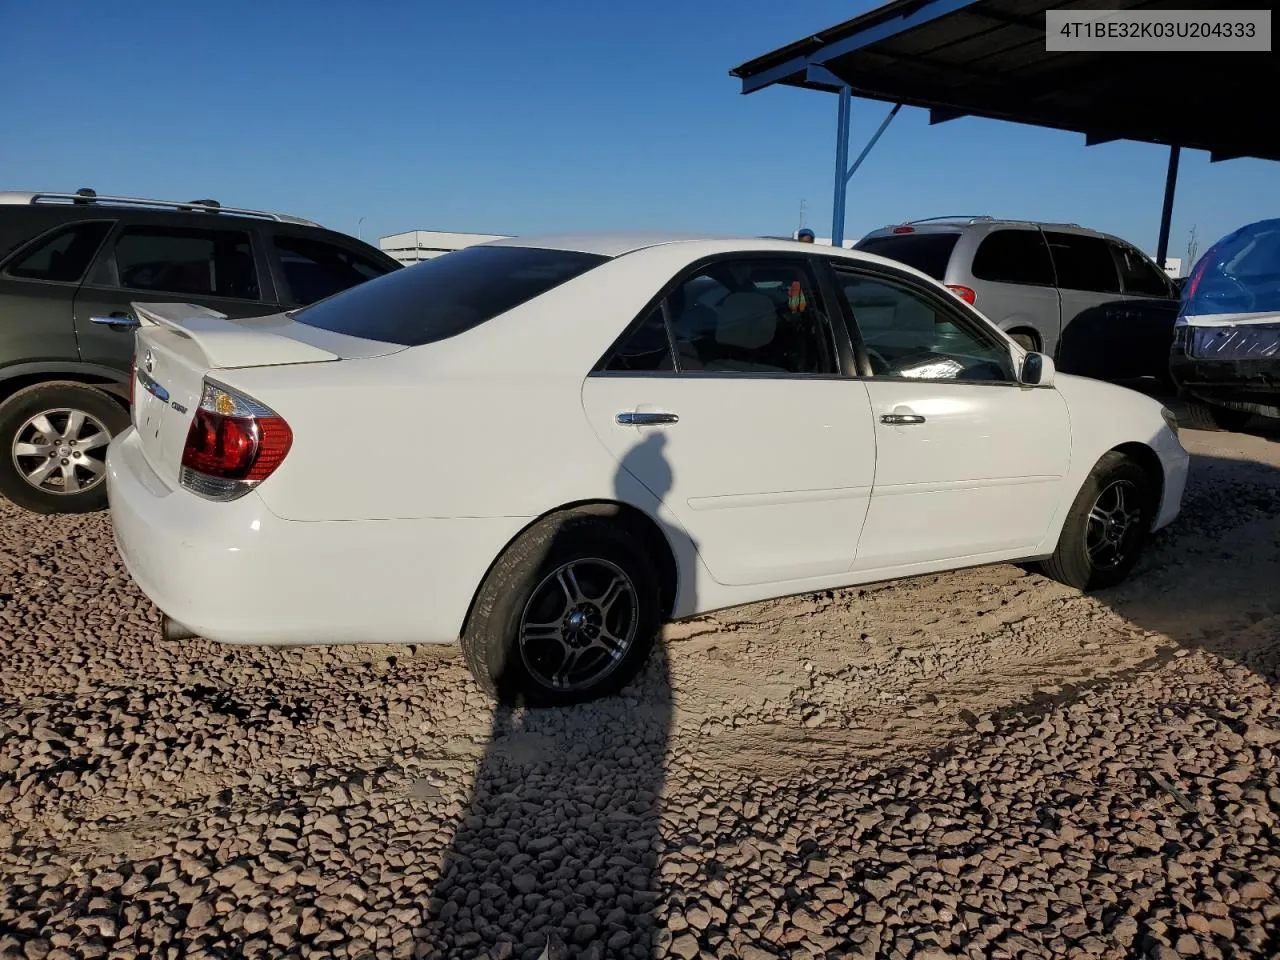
[856,217,1181,383]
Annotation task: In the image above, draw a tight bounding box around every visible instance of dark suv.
[0,188,401,514]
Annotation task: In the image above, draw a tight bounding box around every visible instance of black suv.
[0,188,401,514]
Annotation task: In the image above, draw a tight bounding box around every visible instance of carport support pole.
[831,85,852,248]
[1156,145,1181,269]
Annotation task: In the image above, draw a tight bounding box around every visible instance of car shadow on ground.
[981,447,1280,734]
[415,433,685,960]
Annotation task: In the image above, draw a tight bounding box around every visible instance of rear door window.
[1043,232,1121,294]
[112,226,260,300]
[855,233,959,281]
[1112,242,1173,297]
[292,244,608,346]
[3,222,114,283]
[970,229,1055,286]
[272,235,396,306]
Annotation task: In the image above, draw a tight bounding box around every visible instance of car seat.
[705,291,786,372]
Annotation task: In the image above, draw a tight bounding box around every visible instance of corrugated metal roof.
[731,0,1280,162]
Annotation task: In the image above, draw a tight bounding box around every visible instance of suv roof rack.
[0,189,322,227]
[905,215,995,225]
[901,215,1084,229]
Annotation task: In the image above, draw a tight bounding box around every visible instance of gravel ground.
[1,419,1278,960]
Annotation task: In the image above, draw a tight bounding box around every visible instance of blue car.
[1170,217,1280,430]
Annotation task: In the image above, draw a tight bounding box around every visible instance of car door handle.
[90,314,140,330]
[616,411,679,426]
[880,413,926,425]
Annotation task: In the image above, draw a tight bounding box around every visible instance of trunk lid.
[128,302,404,488]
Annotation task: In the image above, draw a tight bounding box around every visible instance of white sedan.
[106,234,1189,703]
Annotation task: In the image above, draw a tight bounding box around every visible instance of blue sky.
[4,0,1276,266]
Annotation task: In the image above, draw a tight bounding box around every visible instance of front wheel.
[461,511,662,705]
[1038,452,1155,591]
[0,382,129,515]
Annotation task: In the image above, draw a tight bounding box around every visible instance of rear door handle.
[616,411,679,426]
[90,314,140,330]
[881,413,926,425]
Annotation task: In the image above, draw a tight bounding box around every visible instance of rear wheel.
[1184,400,1251,432]
[1039,452,1154,591]
[0,382,129,515]
[461,511,662,705]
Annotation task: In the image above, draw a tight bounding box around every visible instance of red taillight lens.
[946,284,976,304]
[1184,243,1217,299]
[179,381,292,500]
[892,225,915,234]
[182,411,292,480]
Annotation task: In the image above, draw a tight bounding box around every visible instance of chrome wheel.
[12,408,112,496]
[1085,479,1143,570]
[518,558,638,693]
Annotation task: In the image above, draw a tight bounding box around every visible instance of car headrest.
[716,291,776,349]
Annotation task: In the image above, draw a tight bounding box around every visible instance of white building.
[1156,257,1182,278]
[379,229,510,266]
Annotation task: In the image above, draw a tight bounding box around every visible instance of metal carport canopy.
[730,0,1279,252]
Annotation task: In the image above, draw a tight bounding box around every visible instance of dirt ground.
[1,414,1278,960]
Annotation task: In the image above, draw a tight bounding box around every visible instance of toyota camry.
[106,234,1189,703]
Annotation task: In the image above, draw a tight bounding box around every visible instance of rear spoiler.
[132,302,340,369]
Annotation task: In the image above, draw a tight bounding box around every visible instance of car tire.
[1184,400,1251,432]
[461,511,662,706]
[0,382,129,515]
[1009,332,1038,352]
[1038,452,1155,591]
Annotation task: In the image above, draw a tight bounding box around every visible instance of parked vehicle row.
[0,188,401,513]
[855,216,1181,384]
[860,214,1279,432]
[106,233,1189,703]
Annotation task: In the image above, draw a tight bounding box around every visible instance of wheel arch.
[1108,441,1166,519]
[1003,326,1041,350]
[0,364,130,409]
[458,498,681,638]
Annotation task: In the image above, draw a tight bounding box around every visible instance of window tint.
[4,222,113,283]
[1112,243,1172,297]
[854,233,959,281]
[293,245,607,346]
[603,306,674,372]
[664,259,837,374]
[971,229,1055,286]
[1043,232,1121,294]
[837,270,1013,382]
[274,235,395,306]
[113,227,260,299]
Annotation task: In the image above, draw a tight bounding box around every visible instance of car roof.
[482,232,950,291]
[0,190,320,227]
[860,218,1098,239]
[483,231,738,257]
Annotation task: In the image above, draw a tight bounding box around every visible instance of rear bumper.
[105,427,529,645]
[1170,324,1280,415]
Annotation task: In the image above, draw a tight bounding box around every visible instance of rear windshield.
[855,233,959,281]
[292,245,609,346]
[1182,218,1280,318]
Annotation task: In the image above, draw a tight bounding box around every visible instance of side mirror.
[1020,351,1055,387]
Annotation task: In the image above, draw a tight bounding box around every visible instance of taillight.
[946,284,976,305]
[1184,243,1217,299]
[892,225,915,234]
[179,381,292,502]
